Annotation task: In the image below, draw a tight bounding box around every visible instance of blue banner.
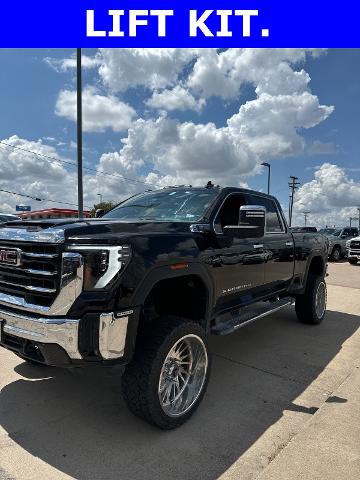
[0,1,359,47]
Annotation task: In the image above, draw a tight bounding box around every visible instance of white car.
[346,236,360,265]
[0,213,21,225]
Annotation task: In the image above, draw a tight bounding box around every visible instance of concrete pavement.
[0,262,359,480]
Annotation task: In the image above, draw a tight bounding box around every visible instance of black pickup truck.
[0,185,328,429]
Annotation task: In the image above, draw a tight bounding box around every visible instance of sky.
[0,48,359,226]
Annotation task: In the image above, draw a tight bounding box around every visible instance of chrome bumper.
[348,249,360,260]
[0,309,131,361]
[0,309,81,359]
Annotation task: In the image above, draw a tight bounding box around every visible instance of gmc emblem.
[0,247,21,266]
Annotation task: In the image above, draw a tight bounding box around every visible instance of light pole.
[303,211,311,226]
[77,48,84,219]
[358,207,360,231]
[261,162,271,194]
[97,193,103,204]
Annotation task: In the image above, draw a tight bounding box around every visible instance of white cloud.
[55,87,136,133]
[0,136,138,214]
[146,86,206,112]
[293,163,360,226]
[98,86,332,190]
[227,92,333,158]
[187,49,324,100]
[93,48,333,187]
[44,54,101,72]
[98,48,199,92]
[18,48,336,217]
[0,136,78,213]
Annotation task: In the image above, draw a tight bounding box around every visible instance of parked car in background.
[321,227,359,261]
[0,214,21,225]
[290,226,317,233]
[346,236,360,265]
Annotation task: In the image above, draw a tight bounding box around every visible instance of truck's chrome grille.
[0,242,62,307]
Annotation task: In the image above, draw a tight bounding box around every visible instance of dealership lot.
[1,262,359,480]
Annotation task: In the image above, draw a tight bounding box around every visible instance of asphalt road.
[0,262,359,480]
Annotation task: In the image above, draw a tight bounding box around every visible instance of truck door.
[208,193,266,313]
[248,194,294,292]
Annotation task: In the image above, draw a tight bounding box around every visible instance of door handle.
[285,242,293,247]
[253,244,264,249]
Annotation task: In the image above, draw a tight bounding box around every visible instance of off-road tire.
[348,258,358,265]
[122,316,211,429]
[295,274,327,325]
[330,247,341,262]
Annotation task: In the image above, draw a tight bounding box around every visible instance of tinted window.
[248,195,283,233]
[350,228,358,236]
[343,229,351,236]
[214,194,246,232]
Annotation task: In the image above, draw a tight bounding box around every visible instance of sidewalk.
[220,276,360,480]
[257,364,360,480]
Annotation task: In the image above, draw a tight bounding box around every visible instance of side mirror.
[95,209,105,218]
[223,205,266,239]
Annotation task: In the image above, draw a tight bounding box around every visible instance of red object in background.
[17,208,91,220]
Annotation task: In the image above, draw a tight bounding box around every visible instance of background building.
[18,208,91,220]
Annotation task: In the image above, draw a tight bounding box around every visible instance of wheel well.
[142,275,208,328]
[308,256,325,277]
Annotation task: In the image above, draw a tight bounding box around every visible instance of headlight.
[67,245,131,289]
[346,240,351,248]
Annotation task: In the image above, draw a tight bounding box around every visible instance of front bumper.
[0,308,133,366]
[347,248,360,260]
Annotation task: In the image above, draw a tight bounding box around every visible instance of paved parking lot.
[1,262,359,480]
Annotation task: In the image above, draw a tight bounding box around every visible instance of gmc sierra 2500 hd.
[0,185,328,429]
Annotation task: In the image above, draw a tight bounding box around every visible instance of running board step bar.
[211,297,294,335]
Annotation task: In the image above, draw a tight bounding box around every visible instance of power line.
[0,141,150,186]
[0,188,92,209]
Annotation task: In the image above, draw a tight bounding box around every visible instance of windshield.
[103,189,219,222]
[319,228,336,235]
[331,229,342,236]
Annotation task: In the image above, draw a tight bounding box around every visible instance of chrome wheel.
[315,281,327,318]
[158,334,208,417]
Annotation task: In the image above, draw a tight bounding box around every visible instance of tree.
[90,201,115,217]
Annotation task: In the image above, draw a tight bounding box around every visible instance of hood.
[349,236,360,242]
[0,218,193,244]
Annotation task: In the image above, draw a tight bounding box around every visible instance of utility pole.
[261,162,271,194]
[303,211,310,226]
[77,48,84,219]
[350,216,359,228]
[288,176,300,227]
[97,193,103,204]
